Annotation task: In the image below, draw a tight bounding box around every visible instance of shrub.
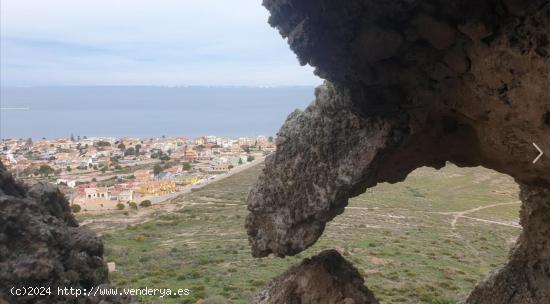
[139,200,152,207]
[128,202,138,210]
[430,299,457,304]
[116,203,125,210]
[71,204,81,213]
[134,235,146,241]
[138,256,151,263]
[203,296,228,304]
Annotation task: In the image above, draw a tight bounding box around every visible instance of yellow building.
[183,176,200,185]
[138,180,177,195]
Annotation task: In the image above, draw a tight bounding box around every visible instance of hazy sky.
[0,0,321,86]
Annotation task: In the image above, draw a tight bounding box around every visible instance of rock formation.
[466,184,550,304]
[247,0,549,302]
[0,163,132,304]
[253,250,379,304]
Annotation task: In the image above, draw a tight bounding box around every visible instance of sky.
[0,0,321,87]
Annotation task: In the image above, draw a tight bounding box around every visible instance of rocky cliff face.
[248,0,549,302]
[0,163,132,304]
[253,250,379,304]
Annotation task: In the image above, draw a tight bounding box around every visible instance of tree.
[70,133,75,141]
[153,164,163,176]
[128,202,138,210]
[247,155,255,162]
[26,138,33,146]
[228,165,234,169]
[66,166,72,172]
[101,167,107,173]
[37,164,54,177]
[116,203,125,210]
[96,141,111,147]
[238,158,243,165]
[135,144,142,154]
[71,204,81,213]
[125,147,136,156]
[139,200,152,207]
[150,149,161,159]
[182,162,192,171]
[118,143,126,151]
[268,136,274,143]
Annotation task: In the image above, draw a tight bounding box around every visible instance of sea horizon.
[0,85,316,140]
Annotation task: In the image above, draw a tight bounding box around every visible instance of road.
[143,157,265,204]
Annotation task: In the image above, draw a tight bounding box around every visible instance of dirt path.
[347,201,521,229]
[78,159,265,233]
[432,201,521,229]
[78,202,180,232]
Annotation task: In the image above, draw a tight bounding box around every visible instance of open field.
[78,163,521,304]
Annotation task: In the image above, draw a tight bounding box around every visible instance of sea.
[0,86,315,140]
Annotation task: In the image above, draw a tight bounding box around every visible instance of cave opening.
[311,163,521,303]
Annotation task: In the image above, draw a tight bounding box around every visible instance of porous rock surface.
[248,0,549,302]
[0,163,133,304]
[466,184,550,304]
[253,250,379,304]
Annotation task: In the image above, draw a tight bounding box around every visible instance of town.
[0,135,274,212]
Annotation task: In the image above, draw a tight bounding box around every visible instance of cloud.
[0,0,321,86]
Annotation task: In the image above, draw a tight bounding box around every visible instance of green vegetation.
[116,203,125,210]
[139,200,152,208]
[96,141,111,147]
[125,147,136,156]
[71,204,81,213]
[37,164,54,177]
[79,163,520,304]
[153,164,163,176]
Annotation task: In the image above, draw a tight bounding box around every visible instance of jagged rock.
[247,84,408,257]
[252,0,550,255]
[253,250,379,304]
[248,0,550,303]
[466,184,550,304]
[412,14,456,50]
[0,162,133,304]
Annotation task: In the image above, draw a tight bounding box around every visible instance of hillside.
[78,163,520,304]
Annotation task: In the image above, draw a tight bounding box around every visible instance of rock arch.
[246,0,549,302]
